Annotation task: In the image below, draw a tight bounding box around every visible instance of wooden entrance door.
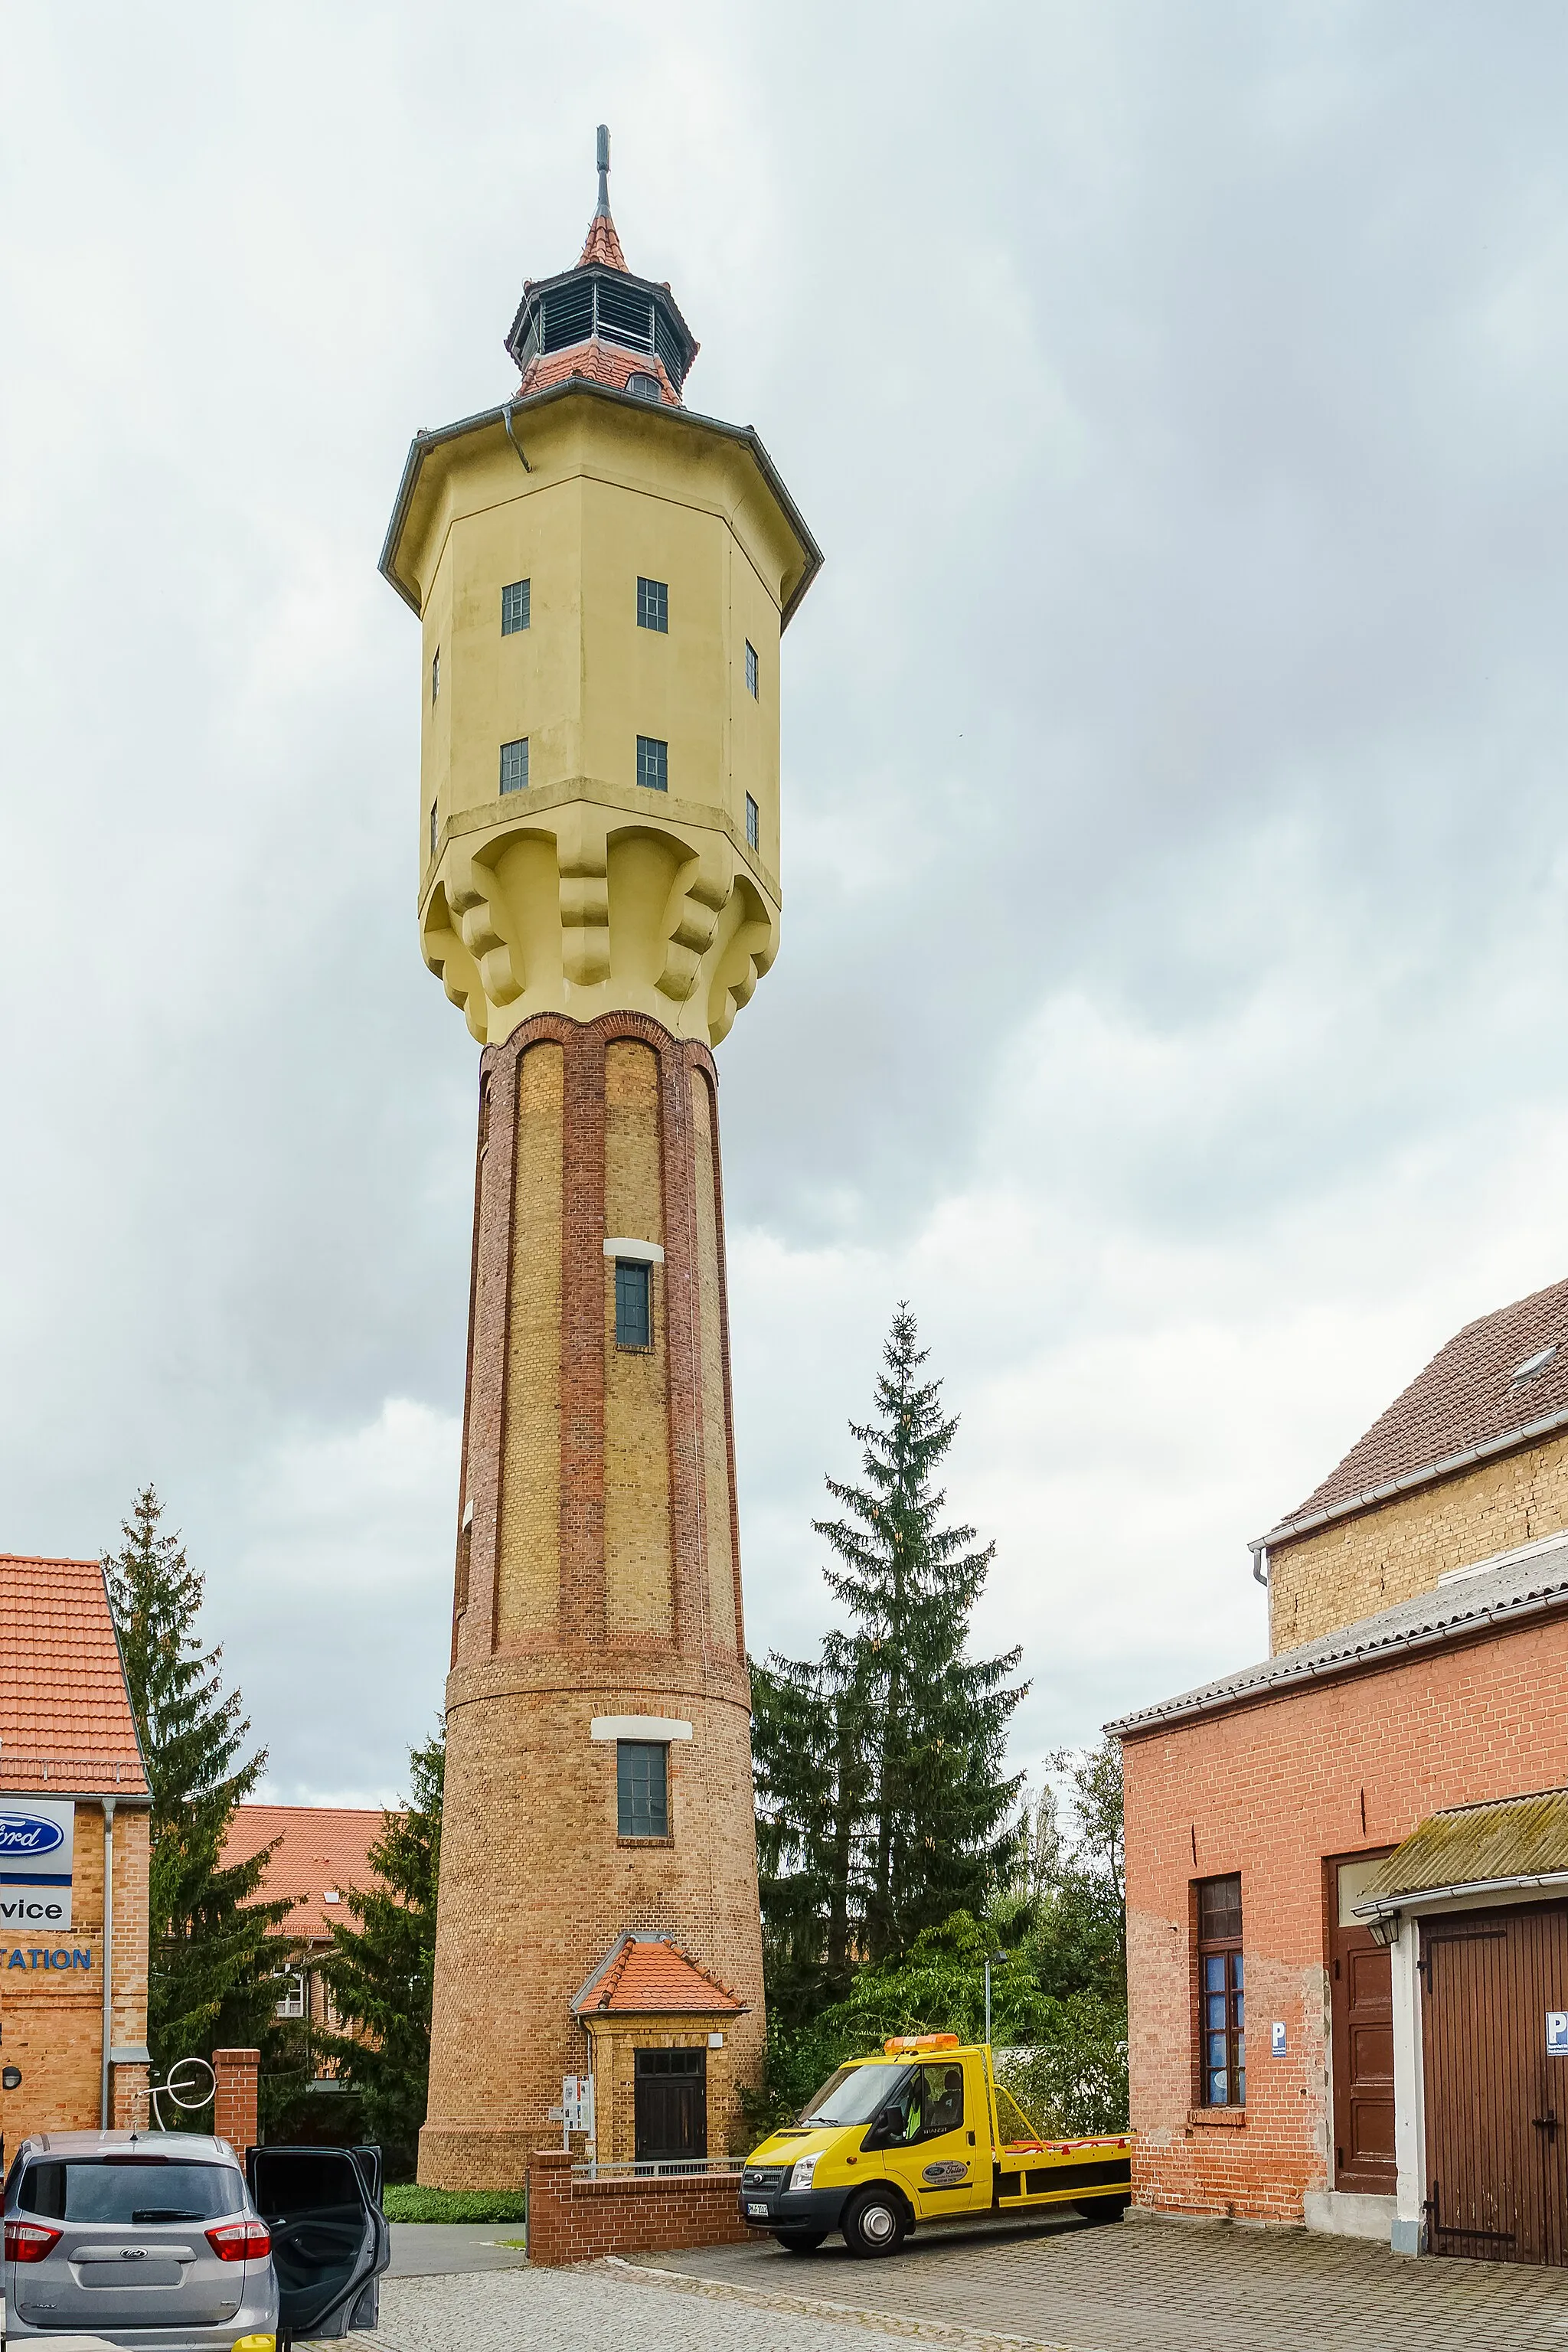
[1423,1905,1568,2265]
[1328,1852,1396,2195]
[633,2047,707,2163]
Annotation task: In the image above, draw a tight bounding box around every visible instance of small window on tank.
[635,735,668,793]
[500,738,529,795]
[746,794,760,852]
[430,805,438,860]
[637,577,668,633]
[745,640,758,698]
[501,579,531,635]
[431,646,439,702]
[626,372,662,402]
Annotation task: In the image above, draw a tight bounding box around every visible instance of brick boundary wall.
[213,2047,260,2154]
[524,2147,751,2265]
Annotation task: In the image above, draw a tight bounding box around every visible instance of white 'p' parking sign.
[1547,2012,1568,2056]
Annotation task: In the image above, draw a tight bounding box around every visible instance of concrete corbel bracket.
[419,880,488,1041]
[657,838,735,1006]
[707,894,778,1044]
[554,808,612,989]
[445,843,524,1008]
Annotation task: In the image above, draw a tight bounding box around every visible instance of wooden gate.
[1423,1904,1568,2265]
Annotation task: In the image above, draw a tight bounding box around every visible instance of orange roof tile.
[515,338,682,408]
[223,1803,389,1942]
[578,209,628,271]
[0,1555,148,1796]
[573,1933,744,2015]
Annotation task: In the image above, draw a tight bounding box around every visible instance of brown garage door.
[1423,1904,1568,2265]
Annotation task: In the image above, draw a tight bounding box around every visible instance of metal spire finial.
[596,125,611,218]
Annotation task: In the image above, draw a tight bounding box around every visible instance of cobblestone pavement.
[367,2262,1008,2351]
[632,2209,1568,2352]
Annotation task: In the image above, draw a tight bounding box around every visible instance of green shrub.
[381,2185,526,2224]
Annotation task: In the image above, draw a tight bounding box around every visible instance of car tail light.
[5,2220,62,2263]
[205,2221,272,2262]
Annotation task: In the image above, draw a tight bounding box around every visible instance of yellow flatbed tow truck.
[739,2033,1132,2257]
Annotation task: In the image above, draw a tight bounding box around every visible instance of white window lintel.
[590,1714,692,1742]
[604,1237,665,1264]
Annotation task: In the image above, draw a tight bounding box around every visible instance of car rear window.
[18,2161,243,2224]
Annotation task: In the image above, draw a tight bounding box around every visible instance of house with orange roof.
[222,1804,387,2078]
[1116,1272,1568,2268]
[0,1554,152,2147]
[571,1933,746,2165]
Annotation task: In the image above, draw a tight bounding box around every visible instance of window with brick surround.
[501,577,531,635]
[615,1258,652,1349]
[637,576,668,632]
[617,1741,668,1838]
[1197,1873,1245,2106]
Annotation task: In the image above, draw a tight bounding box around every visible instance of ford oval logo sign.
[0,1811,67,1857]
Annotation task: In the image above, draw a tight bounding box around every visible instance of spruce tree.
[104,1487,295,2076]
[756,1305,1027,1984]
[317,1727,444,2180]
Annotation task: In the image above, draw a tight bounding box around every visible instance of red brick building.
[1115,1275,1568,2265]
[222,1804,384,2062]
[0,1555,152,2146]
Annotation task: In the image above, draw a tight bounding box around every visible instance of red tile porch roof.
[573,1933,744,2015]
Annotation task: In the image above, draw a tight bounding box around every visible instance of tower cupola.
[505,126,699,407]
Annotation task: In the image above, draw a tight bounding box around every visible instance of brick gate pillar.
[213,2047,260,2152]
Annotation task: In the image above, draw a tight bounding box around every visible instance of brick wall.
[0,1798,151,2149]
[420,1010,766,2189]
[524,2146,750,2266]
[1269,1429,1568,1651]
[1122,1605,1568,2222]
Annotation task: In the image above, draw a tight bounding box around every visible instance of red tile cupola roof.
[572,1932,746,2016]
[505,126,699,411]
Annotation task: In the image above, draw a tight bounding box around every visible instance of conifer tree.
[318,1726,444,2180]
[756,1305,1027,1985]
[104,1486,295,2075]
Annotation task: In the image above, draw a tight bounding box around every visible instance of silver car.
[3,2132,388,2352]
[2,2132,276,2352]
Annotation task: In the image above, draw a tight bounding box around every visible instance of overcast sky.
[7,2,1568,1809]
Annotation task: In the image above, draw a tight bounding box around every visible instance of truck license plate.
[746,2201,769,2216]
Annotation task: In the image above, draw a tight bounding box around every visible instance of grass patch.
[381,2186,527,2225]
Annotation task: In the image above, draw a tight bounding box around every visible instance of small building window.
[626,371,662,402]
[1197,1873,1245,2107]
[431,646,439,702]
[617,1740,668,1838]
[745,639,758,697]
[501,578,531,635]
[636,735,668,793]
[500,737,530,795]
[275,1969,305,2021]
[745,793,760,852]
[637,577,668,633]
[616,1257,652,1349]
[430,804,438,860]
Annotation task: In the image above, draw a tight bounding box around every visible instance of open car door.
[244,2145,391,2344]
